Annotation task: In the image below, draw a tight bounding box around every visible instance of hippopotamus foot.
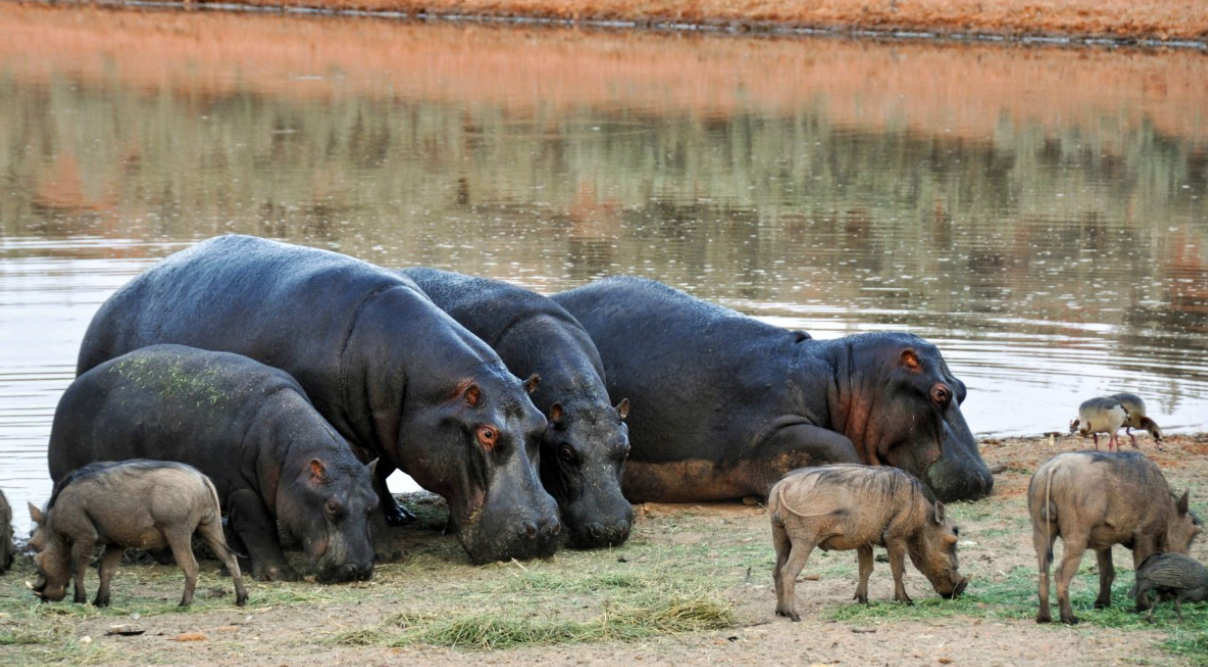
[383,499,416,527]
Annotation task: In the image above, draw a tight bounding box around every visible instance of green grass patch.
[333,595,734,649]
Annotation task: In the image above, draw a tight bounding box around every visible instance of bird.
[1109,392,1164,450]
[1069,396,1128,451]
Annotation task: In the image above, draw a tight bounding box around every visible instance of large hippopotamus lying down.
[77,235,561,564]
[401,268,633,549]
[49,345,379,583]
[552,277,994,504]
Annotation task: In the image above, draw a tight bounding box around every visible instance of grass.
[331,596,734,649]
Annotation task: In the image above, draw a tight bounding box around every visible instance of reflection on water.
[1,4,1206,524]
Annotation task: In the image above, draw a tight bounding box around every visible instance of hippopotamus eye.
[559,445,577,464]
[478,425,499,450]
[931,384,952,406]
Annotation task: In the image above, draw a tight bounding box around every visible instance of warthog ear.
[28,502,44,525]
[524,374,541,394]
[933,501,946,524]
[616,398,630,420]
[309,459,328,483]
[1178,490,1190,515]
[901,349,921,371]
[549,403,564,425]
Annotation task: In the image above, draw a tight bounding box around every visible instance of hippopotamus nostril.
[522,520,539,538]
[584,522,604,539]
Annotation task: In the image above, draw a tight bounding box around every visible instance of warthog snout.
[942,577,970,600]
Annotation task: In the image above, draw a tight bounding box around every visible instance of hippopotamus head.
[399,369,562,564]
[540,397,634,549]
[831,333,993,503]
[275,456,379,583]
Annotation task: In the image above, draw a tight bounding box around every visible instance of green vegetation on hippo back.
[48,344,380,583]
[1029,451,1202,625]
[28,460,248,608]
[552,276,993,504]
[768,464,967,622]
[76,235,561,565]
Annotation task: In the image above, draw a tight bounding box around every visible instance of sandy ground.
[3,432,1205,666]
[41,0,1208,44]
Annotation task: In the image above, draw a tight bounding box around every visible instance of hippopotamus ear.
[464,383,482,407]
[28,502,45,526]
[901,349,921,371]
[615,398,630,420]
[932,501,946,525]
[524,374,541,394]
[366,458,379,477]
[309,459,328,483]
[549,403,564,425]
[1178,491,1190,515]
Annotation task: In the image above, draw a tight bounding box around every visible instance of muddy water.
[2,5,1206,526]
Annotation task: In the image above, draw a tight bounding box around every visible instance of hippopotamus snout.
[318,561,374,584]
[571,517,632,549]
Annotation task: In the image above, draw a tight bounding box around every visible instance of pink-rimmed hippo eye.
[478,425,498,450]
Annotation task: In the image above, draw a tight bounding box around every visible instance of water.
[2,4,1207,528]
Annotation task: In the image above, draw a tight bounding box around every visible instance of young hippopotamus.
[76,235,560,565]
[1029,451,1202,625]
[48,345,379,583]
[0,489,14,575]
[553,277,993,504]
[768,465,968,622]
[28,460,248,607]
[400,267,633,550]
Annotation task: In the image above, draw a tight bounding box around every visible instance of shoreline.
[25,0,1208,49]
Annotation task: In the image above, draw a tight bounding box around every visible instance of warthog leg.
[1094,548,1115,609]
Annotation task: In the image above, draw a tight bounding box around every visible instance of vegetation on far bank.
[45,0,1208,45]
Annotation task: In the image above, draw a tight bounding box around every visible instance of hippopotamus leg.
[227,489,296,582]
[623,424,860,503]
[373,461,415,526]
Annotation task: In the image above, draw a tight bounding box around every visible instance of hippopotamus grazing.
[49,345,378,582]
[552,277,994,504]
[76,235,560,564]
[400,268,633,549]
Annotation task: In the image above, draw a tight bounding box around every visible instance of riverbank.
[2,433,1205,666]
[35,0,1208,46]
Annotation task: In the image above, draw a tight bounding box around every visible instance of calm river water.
[1,5,1206,526]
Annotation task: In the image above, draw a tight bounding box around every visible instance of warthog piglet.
[769,464,968,622]
[1029,451,1201,625]
[29,460,248,607]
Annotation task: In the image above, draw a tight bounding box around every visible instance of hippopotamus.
[48,345,378,582]
[551,277,993,503]
[400,268,633,549]
[76,235,560,564]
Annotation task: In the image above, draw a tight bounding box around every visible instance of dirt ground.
[2,432,1206,666]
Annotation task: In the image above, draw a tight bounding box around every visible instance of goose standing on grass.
[1069,396,1128,451]
[1110,392,1164,449]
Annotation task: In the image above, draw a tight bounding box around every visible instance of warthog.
[28,460,248,607]
[0,489,13,574]
[1029,451,1201,625]
[769,465,968,622]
